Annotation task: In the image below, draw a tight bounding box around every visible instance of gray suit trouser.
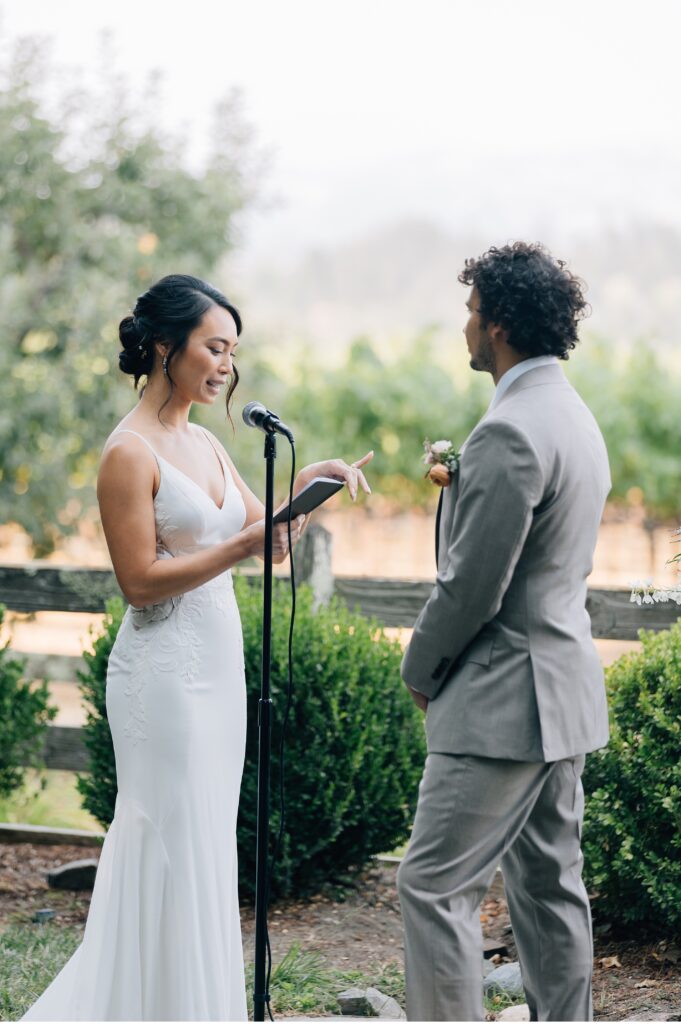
[396,753,593,1021]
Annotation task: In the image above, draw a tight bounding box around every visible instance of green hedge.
[583,618,681,934]
[75,604,122,828]
[0,603,56,798]
[76,579,425,899]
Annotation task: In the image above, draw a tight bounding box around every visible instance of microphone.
[242,401,295,442]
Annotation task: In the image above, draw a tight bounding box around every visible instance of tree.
[0,36,260,555]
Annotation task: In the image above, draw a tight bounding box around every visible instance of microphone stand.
[253,428,276,1022]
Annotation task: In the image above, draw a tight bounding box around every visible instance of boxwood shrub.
[76,578,425,900]
[0,603,57,799]
[583,618,681,934]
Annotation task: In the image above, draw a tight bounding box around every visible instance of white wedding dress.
[22,427,249,1022]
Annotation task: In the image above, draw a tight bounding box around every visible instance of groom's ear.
[488,320,509,345]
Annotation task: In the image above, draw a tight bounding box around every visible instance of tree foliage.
[3,39,680,560]
[227,333,681,520]
[0,37,258,555]
[567,337,681,519]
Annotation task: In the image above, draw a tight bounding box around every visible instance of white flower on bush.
[628,525,681,606]
[629,576,681,606]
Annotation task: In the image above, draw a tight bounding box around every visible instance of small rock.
[337,987,405,1019]
[32,909,55,924]
[337,988,373,1016]
[46,859,98,890]
[498,1004,530,1021]
[365,987,405,1019]
[483,962,525,1000]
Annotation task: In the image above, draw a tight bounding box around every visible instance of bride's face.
[163,305,240,404]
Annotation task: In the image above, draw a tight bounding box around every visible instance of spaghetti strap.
[200,426,224,463]
[200,427,229,485]
[114,428,160,464]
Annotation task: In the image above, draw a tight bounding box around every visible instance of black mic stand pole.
[253,428,276,1022]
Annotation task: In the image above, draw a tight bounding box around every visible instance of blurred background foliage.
[2,37,681,559]
[0,36,257,556]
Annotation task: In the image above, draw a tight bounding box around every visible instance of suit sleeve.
[401,418,544,699]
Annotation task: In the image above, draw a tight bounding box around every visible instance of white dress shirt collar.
[487,355,559,413]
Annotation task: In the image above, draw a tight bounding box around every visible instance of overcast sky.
[2,0,680,268]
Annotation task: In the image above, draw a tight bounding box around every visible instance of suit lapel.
[433,423,480,569]
[435,457,462,569]
[435,489,443,566]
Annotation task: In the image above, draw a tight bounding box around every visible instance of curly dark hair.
[457,241,589,359]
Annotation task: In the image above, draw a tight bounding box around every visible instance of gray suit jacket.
[401,362,612,762]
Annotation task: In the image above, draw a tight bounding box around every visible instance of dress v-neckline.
[157,453,228,512]
[113,426,229,512]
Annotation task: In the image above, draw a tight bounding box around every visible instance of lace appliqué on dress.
[123,642,150,745]
[125,554,182,742]
[178,574,235,688]
[122,572,235,744]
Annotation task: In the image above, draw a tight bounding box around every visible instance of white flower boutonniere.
[422,438,462,488]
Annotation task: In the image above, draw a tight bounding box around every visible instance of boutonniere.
[422,438,462,487]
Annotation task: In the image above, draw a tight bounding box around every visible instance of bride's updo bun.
[116,274,242,421]
[118,315,154,379]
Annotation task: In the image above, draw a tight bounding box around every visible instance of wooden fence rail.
[1,524,679,776]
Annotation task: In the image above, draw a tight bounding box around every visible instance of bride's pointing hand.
[296,451,374,501]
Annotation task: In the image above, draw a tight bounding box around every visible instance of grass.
[246,941,524,1018]
[247,942,406,1016]
[0,920,82,1021]
[0,769,101,832]
[485,988,528,1014]
[1,925,526,1020]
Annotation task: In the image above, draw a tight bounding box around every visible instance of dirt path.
[1,843,680,1021]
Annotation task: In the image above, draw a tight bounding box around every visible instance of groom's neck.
[491,346,533,386]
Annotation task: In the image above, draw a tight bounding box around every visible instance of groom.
[397,242,612,1022]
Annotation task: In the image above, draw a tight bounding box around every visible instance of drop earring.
[163,354,168,376]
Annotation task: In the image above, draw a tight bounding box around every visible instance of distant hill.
[228,220,681,361]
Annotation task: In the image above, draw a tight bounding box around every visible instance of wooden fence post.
[292,523,334,609]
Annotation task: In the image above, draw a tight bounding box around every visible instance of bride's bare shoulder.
[98,422,157,492]
[101,417,151,455]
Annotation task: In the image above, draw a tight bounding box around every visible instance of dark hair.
[457,241,589,359]
[118,273,242,426]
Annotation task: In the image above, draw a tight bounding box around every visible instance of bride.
[22,273,372,1021]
